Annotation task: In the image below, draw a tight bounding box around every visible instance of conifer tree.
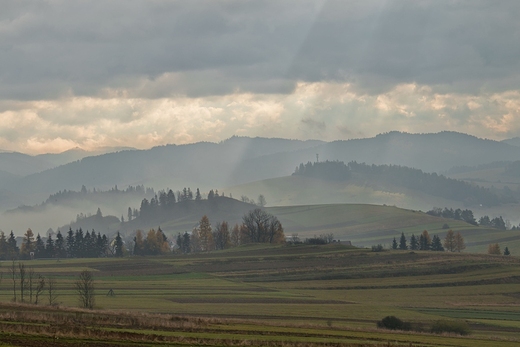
[504,246,510,256]
[114,232,124,257]
[21,228,35,259]
[0,231,7,259]
[419,230,431,250]
[399,233,407,250]
[431,235,444,251]
[34,234,45,258]
[392,237,398,250]
[7,231,18,258]
[409,234,418,250]
[46,234,55,258]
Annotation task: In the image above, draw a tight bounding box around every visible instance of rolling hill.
[3,131,520,212]
[41,195,519,255]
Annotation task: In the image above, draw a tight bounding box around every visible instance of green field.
[0,245,519,346]
[265,203,520,255]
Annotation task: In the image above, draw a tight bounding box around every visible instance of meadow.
[0,244,519,346]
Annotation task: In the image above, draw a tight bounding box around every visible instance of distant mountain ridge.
[2,132,520,212]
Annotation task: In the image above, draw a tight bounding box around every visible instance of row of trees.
[8,262,58,306]
[392,230,465,252]
[427,207,518,230]
[176,209,285,254]
[135,187,227,220]
[294,161,509,206]
[426,207,478,225]
[132,228,170,256]
[0,227,112,260]
[487,243,511,256]
[8,262,94,309]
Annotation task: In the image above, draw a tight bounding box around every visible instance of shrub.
[431,319,471,335]
[371,244,384,252]
[377,316,411,330]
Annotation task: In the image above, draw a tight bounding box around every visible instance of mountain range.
[3,131,520,236]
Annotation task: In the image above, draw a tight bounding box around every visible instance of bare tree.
[75,270,95,309]
[9,260,16,302]
[28,268,35,304]
[257,194,266,207]
[18,263,26,303]
[242,209,285,244]
[34,275,45,305]
[47,277,58,306]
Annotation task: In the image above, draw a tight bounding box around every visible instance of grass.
[0,245,519,346]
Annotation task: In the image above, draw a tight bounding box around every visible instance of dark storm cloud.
[1,0,519,100]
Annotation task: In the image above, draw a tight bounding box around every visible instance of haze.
[2,1,520,154]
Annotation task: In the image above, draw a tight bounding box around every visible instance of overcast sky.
[2,0,520,154]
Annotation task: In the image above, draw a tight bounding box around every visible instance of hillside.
[1,245,519,346]
[3,131,520,212]
[39,194,520,255]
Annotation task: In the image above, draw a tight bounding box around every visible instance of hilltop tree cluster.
[134,187,224,220]
[294,161,351,181]
[392,230,465,252]
[176,209,285,254]
[426,207,477,225]
[293,161,510,207]
[427,207,515,230]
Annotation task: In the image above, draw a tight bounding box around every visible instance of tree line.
[293,160,511,206]
[391,230,465,252]
[132,187,225,221]
[175,209,285,254]
[427,207,517,230]
[0,227,112,260]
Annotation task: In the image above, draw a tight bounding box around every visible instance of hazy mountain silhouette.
[3,132,520,212]
[502,137,520,147]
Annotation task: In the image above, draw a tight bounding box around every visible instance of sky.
[2,0,520,154]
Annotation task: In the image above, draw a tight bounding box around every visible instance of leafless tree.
[34,275,45,305]
[28,268,35,303]
[242,209,284,244]
[9,260,16,302]
[75,270,95,309]
[47,277,59,306]
[18,263,26,303]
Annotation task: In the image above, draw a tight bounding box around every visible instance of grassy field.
[0,244,519,346]
[266,203,520,255]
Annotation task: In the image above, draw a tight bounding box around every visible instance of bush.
[377,316,411,330]
[431,320,471,335]
[371,244,384,252]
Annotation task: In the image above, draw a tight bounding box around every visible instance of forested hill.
[3,131,520,211]
[293,161,513,207]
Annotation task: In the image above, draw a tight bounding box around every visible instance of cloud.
[2,1,520,101]
[2,82,520,154]
[1,1,520,152]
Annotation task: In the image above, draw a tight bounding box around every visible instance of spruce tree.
[35,234,45,258]
[392,237,398,250]
[504,247,510,256]
[431,235,444,251]
[46,234,55,258]
[409,234,418,250]
[399,233,407,250]
[114,232,124,257]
